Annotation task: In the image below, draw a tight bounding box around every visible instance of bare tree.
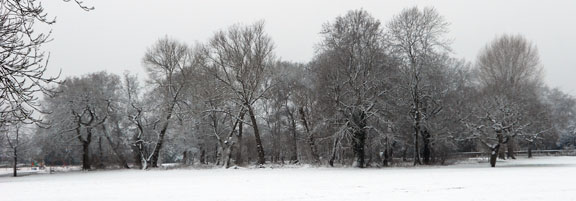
[387,6,451,165]
[198,21,275,166]
[476,34,543,93]
[142,37,194,168]
[0,0,92,126]
[2,123,32,177]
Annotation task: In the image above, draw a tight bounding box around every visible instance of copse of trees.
[3,6,576,174]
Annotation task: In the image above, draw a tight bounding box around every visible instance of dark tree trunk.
[350,110,367,168]
[352,128,366,168]
[149,100,177,168]
[402,147,407,162]
[329,136,340,167]
[422,129,431,165]
[382,149,389,167]
[506,136,516,159]
[182,151,188,165]
[497,132,506,160]
[82,140,91,170]
[149,123,169,168]
[200,149,206,164]
[490,144,501,167]
[287,106,299,163]
[78,127,93,171]
[528,142,534,158]
[13,152,17,177]
[247,105,266,165]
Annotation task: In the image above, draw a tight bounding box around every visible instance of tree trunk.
[352,128,366,168]
[287,108,299,163]
[223,143,234,168]
[200,149,206,164]
[402,147,407,162]
[506,136,516,159]
[412,80,422,166]
[149,100,177,168]
[299,107,319,164]
[132,121,144,169]
[247,105,266,165]
[103,126,130,169]
[235,113,245,166]
[490,144,501,167]
[382,149,389,167]
[422,129,431,165]
[351,110,367,168]
[329,136,340,167]
[78,127,93,171]
[13,151,17,177]
[497,134,506,160]
[82,140,91,170]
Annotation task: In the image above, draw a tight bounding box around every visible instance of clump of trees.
[3,6,576,173]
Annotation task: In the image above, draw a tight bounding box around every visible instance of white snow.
[1,156,575,201]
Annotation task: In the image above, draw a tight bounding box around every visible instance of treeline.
[4,7,576,169]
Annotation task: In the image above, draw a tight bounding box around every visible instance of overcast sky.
[41,0,576,95]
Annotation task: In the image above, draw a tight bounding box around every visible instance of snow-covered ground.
[1,156,575,201]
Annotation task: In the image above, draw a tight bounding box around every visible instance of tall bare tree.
[142,37,195,168]
[387,6,451,165]
[476,34,542,93]
[198,21,275,166]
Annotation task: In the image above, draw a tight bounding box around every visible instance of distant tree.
[476,34,542,93]
[2,123,32,177]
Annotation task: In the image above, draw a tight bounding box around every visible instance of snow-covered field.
[1,157,575,201]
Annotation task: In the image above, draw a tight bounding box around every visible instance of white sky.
[41,0,576,95]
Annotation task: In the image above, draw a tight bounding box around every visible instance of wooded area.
[2,1,576,175]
